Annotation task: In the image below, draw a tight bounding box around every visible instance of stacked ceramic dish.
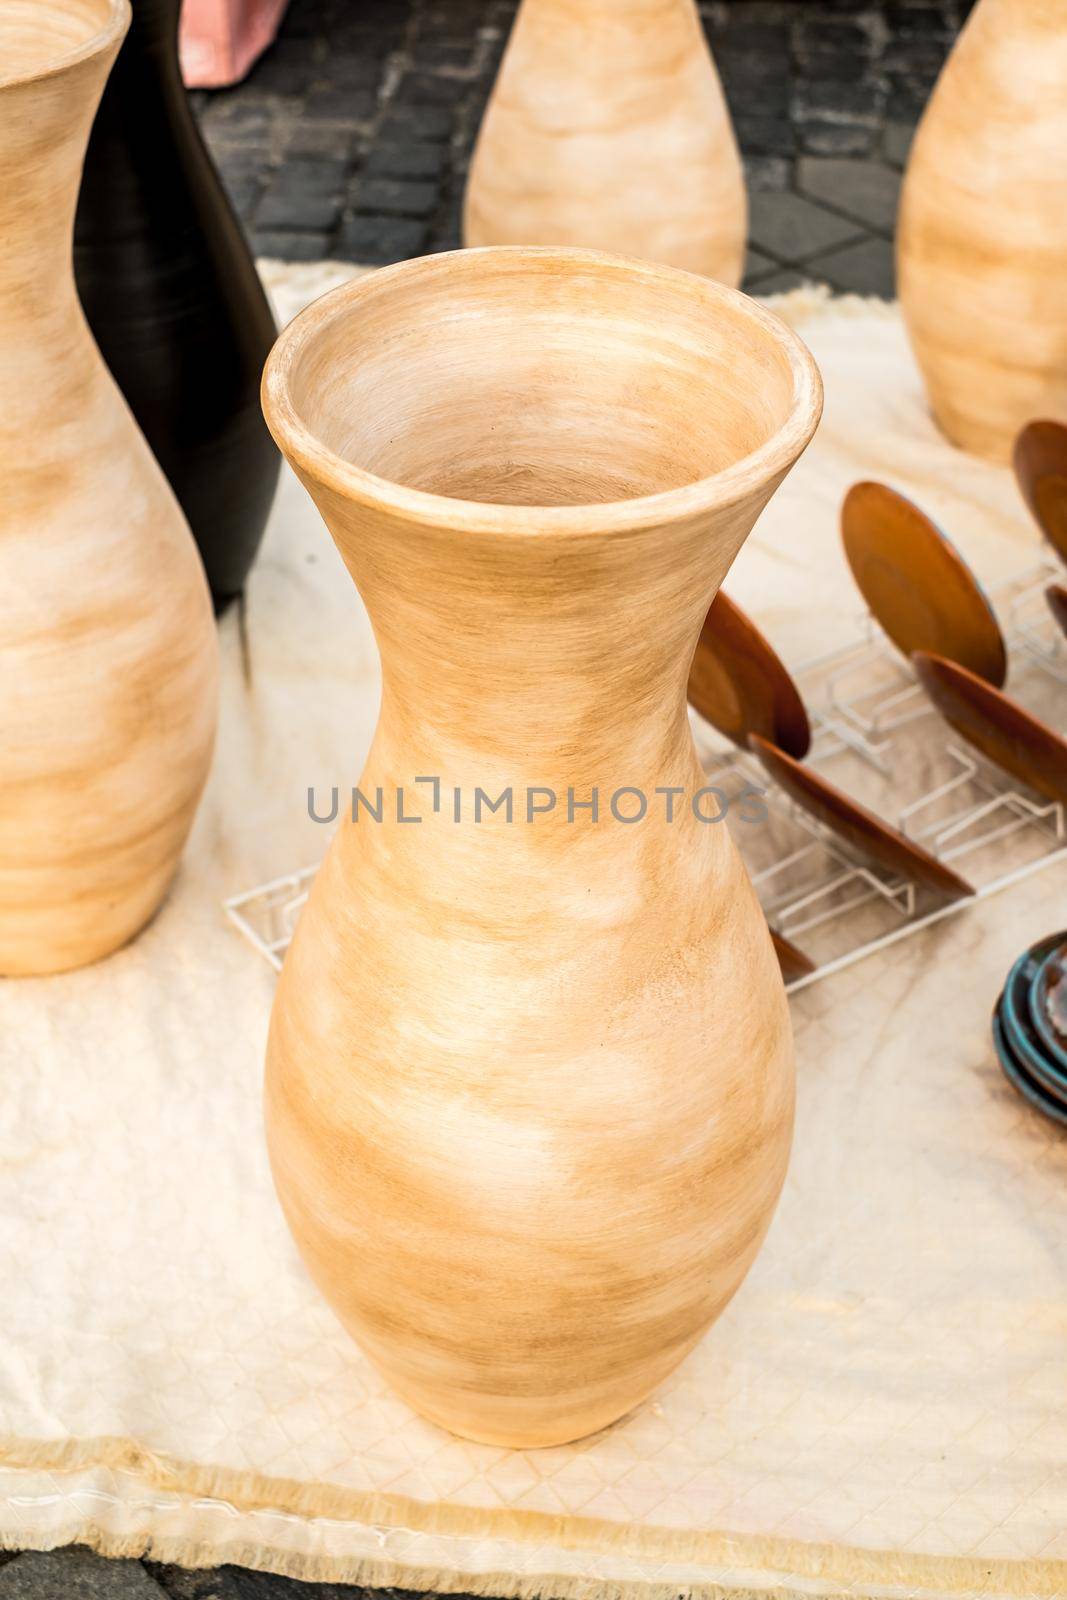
[993,934,1067,1128]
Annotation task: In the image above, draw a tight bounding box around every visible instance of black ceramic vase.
[74,0,280,611]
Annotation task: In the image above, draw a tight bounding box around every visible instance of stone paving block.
[748,190,865,262]
[751,268,812,295]
[805,233,896,296]
[744,246,779,284]
[0,1549,166,1599]
[363,141,449,180]
[733,113,798,155]
[352,177,440,218]
[797,156,901,232]
[256,156,349,231]
[796,117,878,156]
[883,117,918,168]
[378,106,455,143]
[338,215,430,264]
[743,153,792,192]
[253,229,334,261]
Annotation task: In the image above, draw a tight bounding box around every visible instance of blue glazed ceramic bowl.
[992,1005,1067,1129]
[999,936,1067,1100]
[1030,940,1067,1076]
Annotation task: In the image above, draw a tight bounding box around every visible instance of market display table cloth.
[1,267,1064,1599]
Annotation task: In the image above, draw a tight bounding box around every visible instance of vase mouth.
[262,247,823,537]
[0,0,129,92]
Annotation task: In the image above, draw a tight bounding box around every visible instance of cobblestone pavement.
[193,0,974,296]
[0,3,968,1594]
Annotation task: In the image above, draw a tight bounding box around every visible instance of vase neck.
[308,477,777,785]
[0,52,116,336]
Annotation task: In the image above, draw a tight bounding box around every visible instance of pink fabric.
[179,0,289,88]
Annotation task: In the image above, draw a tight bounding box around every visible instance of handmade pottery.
[841,481,1007,686]
[464,0,746,284]
[770,927,816,984]
[74,0,279,610]
[0,0,218,976]
[261,247,822,1447]
[897,0,1067,462]
[1047,584,1067,640]
[992,1007,1067,1128]
[999,936,1067,1099]
[1015,420,1067,566]
[748,735,975,901]
[688,591,811,757]
[912,652,1067,807]
[1031,940,1067,1074]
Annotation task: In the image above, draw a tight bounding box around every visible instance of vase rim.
[262,246,823,538]
[0,0,130,92]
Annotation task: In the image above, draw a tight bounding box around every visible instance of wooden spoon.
[748,733,975,901]
[841,480,1007,685]
[1014,420,1067,567]
[770,926,816,984]
[912,651,1067,806]
[688,591,811,758]
[1047,582,1067,640]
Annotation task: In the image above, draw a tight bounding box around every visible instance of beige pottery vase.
[0,0,218,976]
[898,0,1067,461]
[463,0,747,285]
[261,247,822,1448]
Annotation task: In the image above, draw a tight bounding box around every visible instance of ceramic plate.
[912,650,1067,807]
[688,591,811,758]
[1031,939,1067,1075]
[748,733,975,900]
[1014,419,1067,567]
[999,937,1067,1104]
[992,1005,1067,1129]
[841,480,1007,685]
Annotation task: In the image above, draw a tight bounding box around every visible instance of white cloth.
[1,270,1064,1599]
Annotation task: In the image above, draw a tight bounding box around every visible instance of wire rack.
[225,558,1067,989]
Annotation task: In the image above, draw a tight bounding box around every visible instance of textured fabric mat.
[1,266,1065,1599]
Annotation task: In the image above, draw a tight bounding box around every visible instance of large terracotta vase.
[262,247,821,1447]
[0,0,218,977]
[898,0,1067,462]
[74,0,280,611]
[463,0,747,285]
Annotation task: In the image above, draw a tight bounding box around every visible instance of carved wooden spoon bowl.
[748,733,975,900]
[688,591,811,757]
[1014,419,1067,567]
[841,480,1007,685]
[912,651,1067,807]
[770,926,816,984]
[1047,583,1067,640]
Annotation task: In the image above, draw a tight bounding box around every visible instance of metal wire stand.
[223,559,1067,989]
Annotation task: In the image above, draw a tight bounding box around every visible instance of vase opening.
[266,248,821,521]
[0,0,126,85]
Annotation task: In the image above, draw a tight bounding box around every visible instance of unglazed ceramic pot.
[897,0,1067,461]
[0,0,218,976]
[262,247,822,1447]
[74,0,280,611]
[464,0,746,284]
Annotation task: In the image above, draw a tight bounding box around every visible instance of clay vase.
[897,0,1067,462]
[262,247,821,1447]
[463,0,746,285]
[73,0,280,611]
[0,0,218,977]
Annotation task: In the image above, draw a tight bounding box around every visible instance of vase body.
[897,0,1067,462]
[73,0,280,610]
[262,248,821,1446]
[0,0,218,976]
[463,0,747,285]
